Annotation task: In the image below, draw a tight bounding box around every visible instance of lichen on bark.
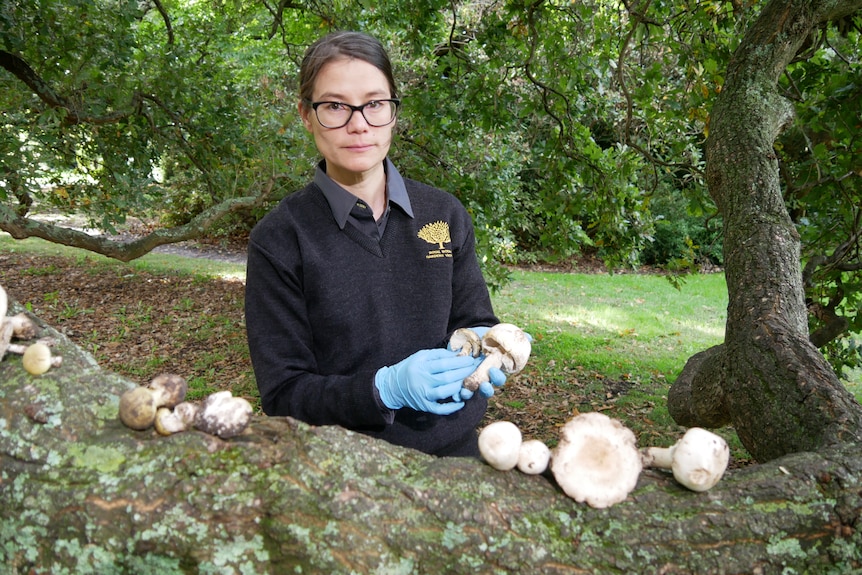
[1,302,862,574]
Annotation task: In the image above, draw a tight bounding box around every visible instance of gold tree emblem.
[417,221,451,249]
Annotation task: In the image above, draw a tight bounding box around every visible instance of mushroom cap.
[481,323,531,374]
[8,313,38,340]
[147,373,188,408]
[478,420,523,471]
[551,412,642,508]
[670,427,730,491]
[517,439,551,475]
[194,391,253,439]
[22,342,53,375]
[118,387,157,430]
[449,328,482,357]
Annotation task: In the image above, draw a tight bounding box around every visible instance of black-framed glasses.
[306,99,401,129]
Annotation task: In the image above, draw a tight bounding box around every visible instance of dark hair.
[298,31,398,105]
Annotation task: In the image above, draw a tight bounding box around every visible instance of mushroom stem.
[0,321,13,362]
[0,284,7,321]
[641,446,674,469]
[463,351,504,391]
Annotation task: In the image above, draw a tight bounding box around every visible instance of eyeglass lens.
[315,101,398,128]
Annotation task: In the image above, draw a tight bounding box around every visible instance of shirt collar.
[315,158,414,230]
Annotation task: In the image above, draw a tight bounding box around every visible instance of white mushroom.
[5,313,37,340]
[517,439,551,475]
[478,420,522,471]
[0,284,6,321]
[193,391,253,439]
[463,323,531,391]
[153,401,200,436]
[550,412,642,508]
[0,285,13,361]
[450,327,482,358]
[640,427,730,492]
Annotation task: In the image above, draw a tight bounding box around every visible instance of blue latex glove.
[375,348,477,414]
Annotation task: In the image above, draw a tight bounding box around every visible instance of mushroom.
[478,420,522,471]
[450,327,482,358]
[21,342,54,375]
[462,323,531,392]
[517,439,551,475]
[640,427,730,491]
[0,285,13,361]
[118,373,188,431]
[153,401,200,436]
[118,386,159,430]
[5,313,38,340]
[550,412,642,508]
[193,390,253,439]
[147,373,188,408]
[0,284,56,367]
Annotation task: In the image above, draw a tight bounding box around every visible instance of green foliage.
[777,22,862,370]
[1,0,860,342]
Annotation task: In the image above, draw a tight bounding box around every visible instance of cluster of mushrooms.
[119,373,254,439]
[0,284,62,375]
[450,323,532,391]
[479,412,730,508]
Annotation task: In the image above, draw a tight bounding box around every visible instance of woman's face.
[300,58,395,186]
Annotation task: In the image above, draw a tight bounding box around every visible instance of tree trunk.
[2,306,862,573]
[668,0,862,461]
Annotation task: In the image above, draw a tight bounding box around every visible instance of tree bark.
[668,0,862,461]
[2,306,862,573]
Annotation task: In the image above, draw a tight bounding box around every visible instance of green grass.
[0,235,243,280]
[494,270,727,381]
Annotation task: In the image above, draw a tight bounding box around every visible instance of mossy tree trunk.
[1,306,862,573]
[667,0,862,462]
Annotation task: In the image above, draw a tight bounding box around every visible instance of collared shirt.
[314,157,414,240]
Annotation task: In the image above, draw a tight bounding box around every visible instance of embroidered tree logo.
[417,220,451,249]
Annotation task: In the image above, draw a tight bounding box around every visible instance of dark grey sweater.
[245,177,498,455]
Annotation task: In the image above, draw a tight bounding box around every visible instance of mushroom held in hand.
[478,420,522,471]
[450,327,482,358]
[462,323,531,392]
[640,427,730,491]
[551,412,642,508]
[194,391,253,439]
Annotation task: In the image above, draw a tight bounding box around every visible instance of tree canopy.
[0,2,860,351]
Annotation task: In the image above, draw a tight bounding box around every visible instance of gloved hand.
[458,364,507,400]
[375,348,478,414]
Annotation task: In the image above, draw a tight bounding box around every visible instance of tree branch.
[0,176,285,261]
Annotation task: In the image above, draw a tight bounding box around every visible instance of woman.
[245,31,502,457]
